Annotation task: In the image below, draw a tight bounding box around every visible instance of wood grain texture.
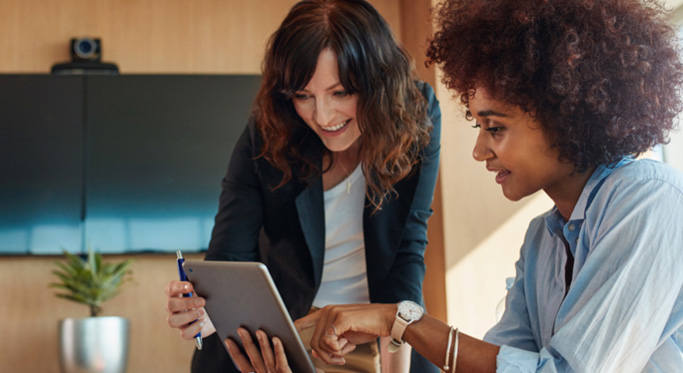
[0,0,402,74]
[0,253,204,373]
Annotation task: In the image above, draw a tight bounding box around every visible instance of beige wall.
[0,1,442,372]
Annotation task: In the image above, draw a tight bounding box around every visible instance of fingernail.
[195,298,203,307]
[197,308,205,316]
[273,337,279,346]
[183,284,189,291]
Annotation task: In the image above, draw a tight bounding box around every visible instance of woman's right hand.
[225,328,326,373]
[295,303,396,365]
[164,280,216,339]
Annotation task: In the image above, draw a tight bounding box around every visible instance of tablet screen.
[183,261,316,373]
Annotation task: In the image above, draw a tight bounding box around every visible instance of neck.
[321,142,361,192]
[547,166,596,221]
[325,141,361,171]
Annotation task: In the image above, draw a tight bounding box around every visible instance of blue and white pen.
[176,250,203,350]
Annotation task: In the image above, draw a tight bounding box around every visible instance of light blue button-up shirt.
[483,158,683,372]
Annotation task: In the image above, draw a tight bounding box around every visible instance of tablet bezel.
[183,260,316,373]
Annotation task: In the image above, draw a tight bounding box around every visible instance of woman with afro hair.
[229,0,683,372]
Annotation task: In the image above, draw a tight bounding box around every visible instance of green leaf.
[48,248,135,316]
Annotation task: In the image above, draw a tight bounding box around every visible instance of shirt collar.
[544,156,634,237]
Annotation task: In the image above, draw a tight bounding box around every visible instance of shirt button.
[568,224,575,231]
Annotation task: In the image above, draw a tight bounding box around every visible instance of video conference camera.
[51,37,119,75]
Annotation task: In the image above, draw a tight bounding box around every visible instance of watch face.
[398,301,424,322]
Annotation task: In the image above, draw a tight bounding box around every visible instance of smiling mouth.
[495,170,511,184]
[320,119,350,132]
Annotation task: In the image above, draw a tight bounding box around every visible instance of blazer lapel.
[295,176,325,286]
[364,170,420,299]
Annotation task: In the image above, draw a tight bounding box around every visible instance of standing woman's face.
[292,48,361,153]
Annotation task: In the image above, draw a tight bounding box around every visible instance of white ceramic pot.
[58,316,130,373]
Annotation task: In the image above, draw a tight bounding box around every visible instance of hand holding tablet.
[182,261,317,373]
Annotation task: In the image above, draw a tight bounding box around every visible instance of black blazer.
[192,81,441,373]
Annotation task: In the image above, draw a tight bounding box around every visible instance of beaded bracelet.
[443,325,454,371]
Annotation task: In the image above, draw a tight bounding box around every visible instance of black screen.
[0,74,261,254]
[0,75,84,254]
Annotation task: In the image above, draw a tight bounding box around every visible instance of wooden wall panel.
[0,253,204,373]
[0,0,402,74]
[1,0,291,73]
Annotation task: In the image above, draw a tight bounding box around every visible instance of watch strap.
[388,314,409,352]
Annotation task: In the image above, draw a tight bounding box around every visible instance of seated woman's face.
[292,48,361,153]
[469,87,574,202]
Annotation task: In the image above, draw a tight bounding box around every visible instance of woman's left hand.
[225,328,294,373]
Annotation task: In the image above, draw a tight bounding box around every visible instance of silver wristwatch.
[388,300,424,353]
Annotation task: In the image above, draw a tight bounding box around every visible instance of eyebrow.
[298,82,343,93]
[477,110,510,117]
[326,82,343,91]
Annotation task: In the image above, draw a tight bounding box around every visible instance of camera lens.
[74,38,97,60]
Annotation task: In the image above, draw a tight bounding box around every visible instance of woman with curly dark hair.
[249,0,683,372]
[164,0,441,372]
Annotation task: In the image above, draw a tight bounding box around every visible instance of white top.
[312,163,370,308]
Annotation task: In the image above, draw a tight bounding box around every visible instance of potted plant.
[50,249,135,373]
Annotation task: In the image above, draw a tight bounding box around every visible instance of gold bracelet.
[443,325,454,371]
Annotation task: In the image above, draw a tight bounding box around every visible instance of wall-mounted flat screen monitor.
[0,74,261,255]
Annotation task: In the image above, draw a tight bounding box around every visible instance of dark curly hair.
[427,0,683,171]
[256,0,432,209]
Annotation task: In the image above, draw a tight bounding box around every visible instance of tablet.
[183,261,316,373]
